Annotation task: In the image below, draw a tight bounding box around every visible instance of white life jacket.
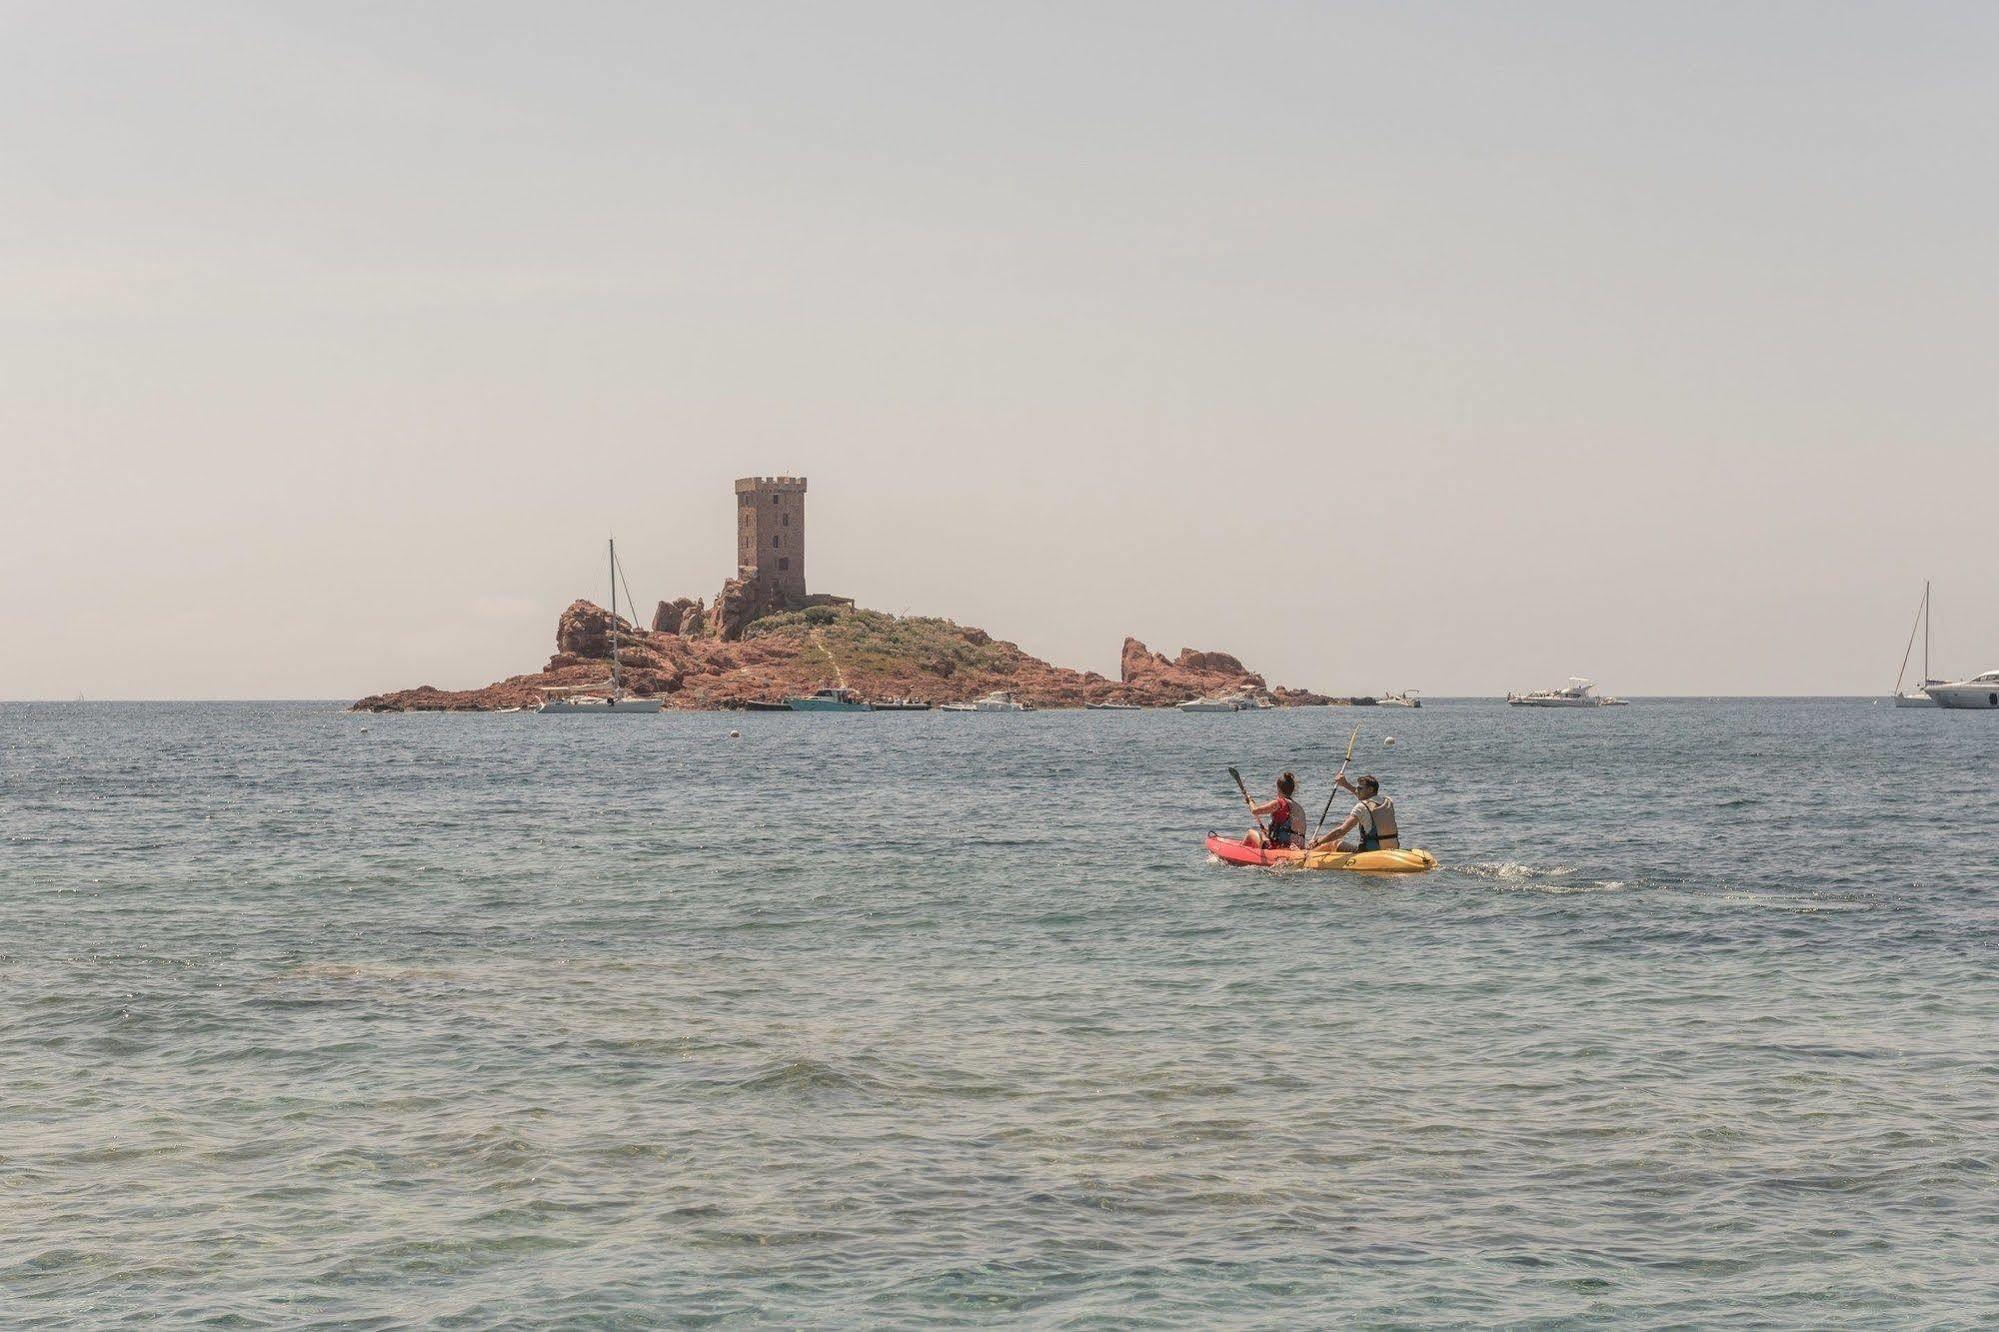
[1354,795,1399,850]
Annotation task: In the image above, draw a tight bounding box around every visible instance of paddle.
[1226,766,1269,843]
[1308,722,1364,850]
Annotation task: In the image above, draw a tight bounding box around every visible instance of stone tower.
[734,475,807,604]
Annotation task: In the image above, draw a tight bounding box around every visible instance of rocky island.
[352,475,1334,712]
[353,599,1330,712]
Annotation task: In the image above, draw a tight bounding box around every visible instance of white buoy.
[728,729,741,739]
[1384,736,1396,746]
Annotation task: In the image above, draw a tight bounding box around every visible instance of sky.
[2,0,1994,699]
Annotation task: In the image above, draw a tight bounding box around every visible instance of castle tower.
[734,475,807,604]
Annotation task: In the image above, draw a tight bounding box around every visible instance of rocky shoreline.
[352,600,1334,712]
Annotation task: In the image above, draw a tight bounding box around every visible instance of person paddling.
[1310,774,1400,852]
[1243,771,1303,849]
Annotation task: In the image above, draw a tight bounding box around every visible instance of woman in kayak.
[1244,771,1302,849]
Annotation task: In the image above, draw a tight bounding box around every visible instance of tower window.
[772,495,779,505]
[778,557,790,571]
[773,535,781,548]
[782,513,789,526]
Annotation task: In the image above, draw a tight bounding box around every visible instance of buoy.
[1384,736,1396,746]
[728,729,741,739]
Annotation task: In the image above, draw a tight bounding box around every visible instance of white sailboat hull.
[1893,691,1937,708]
[537,697,663,714]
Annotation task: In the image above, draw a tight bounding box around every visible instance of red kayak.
[1205,833,1437,874]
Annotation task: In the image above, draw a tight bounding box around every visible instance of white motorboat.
[537,538,663,715]
[1178,695,1242,712]
[1891,581,1943,707]
[1925,670,1999,710]
[1377,690,1421,708]
[1086,702,1143,711]
[1508,678,1610,708]
[941,690,1030,712]
[972,690,1030,711]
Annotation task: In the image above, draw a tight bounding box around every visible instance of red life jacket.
[1269,796,1299,845]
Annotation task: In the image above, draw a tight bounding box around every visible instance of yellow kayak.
[1207,836,1438,874]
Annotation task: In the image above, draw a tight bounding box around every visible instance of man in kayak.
[1243,771,1303,850]
[1310,774,1400,852]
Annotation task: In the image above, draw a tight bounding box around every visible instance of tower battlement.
[734,475,807,602]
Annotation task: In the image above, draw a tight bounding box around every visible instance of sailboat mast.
[1924,580,1930,682]
[609,537,620,696]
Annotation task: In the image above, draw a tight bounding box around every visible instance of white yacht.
[1378,690,1421,708]
[1891,581,1943,707]
[1508,678,1611,708]
[1925,670,1999,710]
[1178,695,1243,713]
[538,538,663,714]
[942,690,1031,712]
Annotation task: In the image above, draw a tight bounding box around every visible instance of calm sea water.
[2,700,1994,1328]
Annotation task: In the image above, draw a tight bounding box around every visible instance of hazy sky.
[4,1,1994,698]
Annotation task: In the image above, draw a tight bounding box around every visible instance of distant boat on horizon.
[1508,678,1625,708]
[1892,580,1943,708]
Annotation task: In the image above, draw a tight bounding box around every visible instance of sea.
[2,699,1993,1329]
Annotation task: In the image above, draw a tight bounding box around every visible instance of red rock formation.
[353,604,1329,711]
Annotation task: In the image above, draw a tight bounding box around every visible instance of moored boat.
[1508,678,1610,708]
[537,538,664,715]
[1377,690,1421,708]
[1891,581,1944,707]
[785,687,872,712]
[1925,670,1999,710]
[1178,695,1242,712]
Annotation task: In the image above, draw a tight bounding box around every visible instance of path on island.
[809,629,847,690]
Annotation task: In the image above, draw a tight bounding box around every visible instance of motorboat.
[1891,581,1944,707]
[537,538,664,714]
[1178,695,1243,712]
[965,690,1030,712]
[1925,670,1999,710]
[1508,678,1610,708]
[785,687,872,712]
[1086,701,1143,711]
[1377,690,1421,708]
[869,697,933,711]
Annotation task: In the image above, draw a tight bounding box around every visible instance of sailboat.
[1892,581,1942,708]
[537,538,664,714]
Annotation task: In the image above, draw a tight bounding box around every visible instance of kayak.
[1206,834,1438,874]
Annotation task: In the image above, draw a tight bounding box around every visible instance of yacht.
[785,687,872,712]
[537,538,664,714]
[1925,670,1999,710]
[1377,690,1421,708]
[1508,678,1609,708]
[949,690,1030,712]
[1891,581,1943,707]
[1178,695,1243,712]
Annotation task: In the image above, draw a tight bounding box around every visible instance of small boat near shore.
[870,698,933,711]
[940,690,1031,712]
[733,698,793,712]
[1087,702,1143,711]
[537,538,664,715]
[786,687,871,712]
[1377,690,1421,708]
[1178,692,1269,712]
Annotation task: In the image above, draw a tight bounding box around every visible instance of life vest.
[1268,795,1299,847]
[1355,795,1399,850]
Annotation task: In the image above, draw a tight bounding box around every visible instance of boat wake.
[1454,862,1630,894]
